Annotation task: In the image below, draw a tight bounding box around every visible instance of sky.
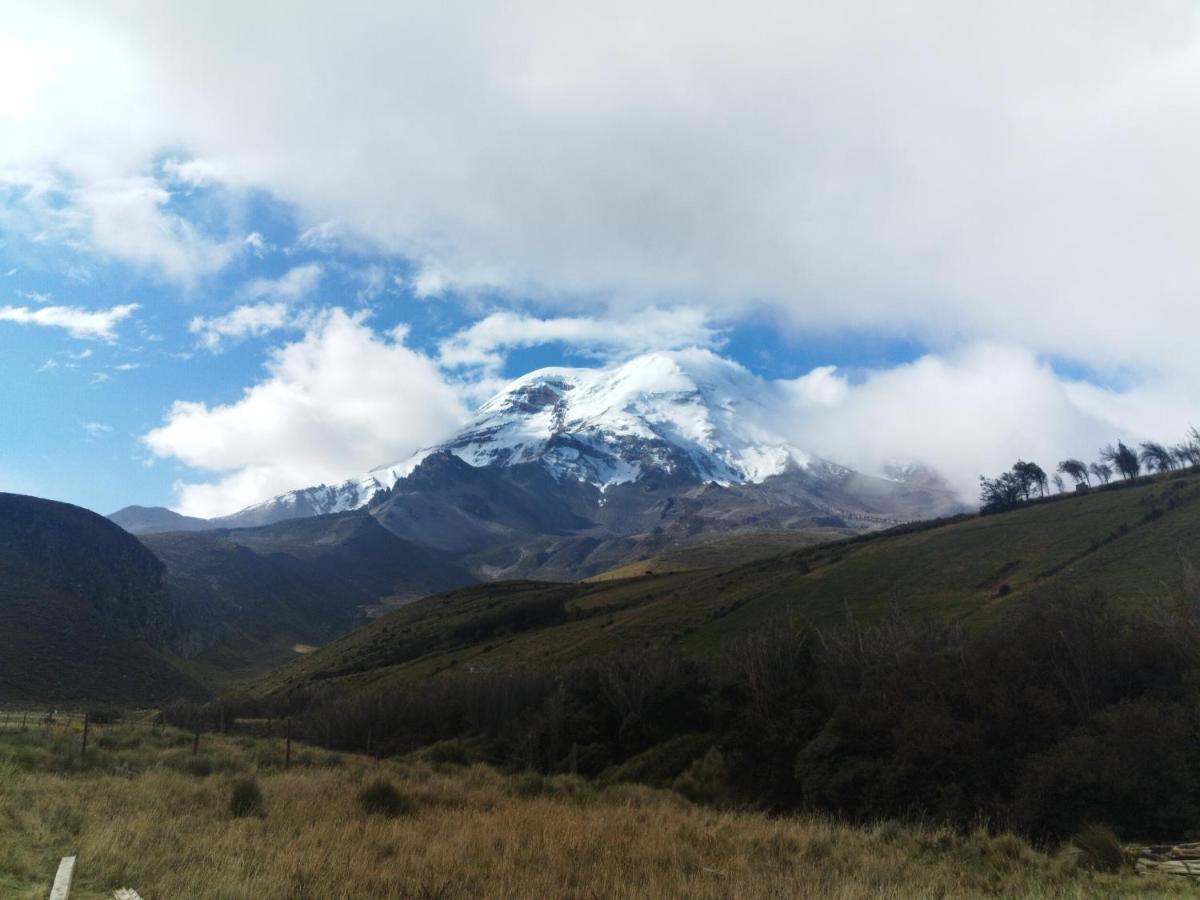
[2,1,1200,517]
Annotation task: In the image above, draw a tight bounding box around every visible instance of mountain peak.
[218,350,820,525]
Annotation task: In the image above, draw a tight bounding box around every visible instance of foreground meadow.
[0,724,1189,899]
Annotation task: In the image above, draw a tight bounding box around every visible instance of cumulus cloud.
[773,345,1186,498]
[4,2,1199,380]
[72,175,239,282]
[438,307,722,372]
[188,302,292,352]
[0,302,137,340]
[238,263,322,301]
[144,309,469,517]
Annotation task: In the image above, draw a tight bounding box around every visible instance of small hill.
[257,471,1200,700]
[108,505,214,534]
[0,493,205,704]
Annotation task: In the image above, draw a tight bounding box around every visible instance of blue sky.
[0,193,928,515]
[3,3,1199,516]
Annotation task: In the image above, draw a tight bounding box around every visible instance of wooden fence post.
[49,855,76,900]
[285,719,292,769]
[80,713,89,761]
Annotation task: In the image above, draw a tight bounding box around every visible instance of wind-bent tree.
[980,460,1048,512]
[1013,460,1048,498]
[1174,427,1200,469]
[1052,473,1066,494]
[1089,461,1113,485]
[1139,441,1176,473]
[1057,458,1089,486]
[1100,442,1141,480]
[980,471,1024,513]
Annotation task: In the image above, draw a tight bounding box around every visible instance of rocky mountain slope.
[141,512,475,684]
[117,351,965,584]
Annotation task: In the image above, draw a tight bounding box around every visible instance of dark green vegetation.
[0,493,204,704]
[172,469,1200,843]
[260,470,1200,698]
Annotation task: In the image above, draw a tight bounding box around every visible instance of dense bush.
[204,591,1200,841]
[357,778,414,817]
[229,776,266,818]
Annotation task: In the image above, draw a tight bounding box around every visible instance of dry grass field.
[0,723,1192,899]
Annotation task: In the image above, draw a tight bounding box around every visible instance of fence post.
[21,711,27,731]
[219,706,226,735]
[81,713,89,762]
[49,855,76,900]
[285,718,292,769]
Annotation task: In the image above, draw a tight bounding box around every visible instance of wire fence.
[0,706,347,770]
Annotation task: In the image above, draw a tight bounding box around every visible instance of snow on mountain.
[228,350,817,523]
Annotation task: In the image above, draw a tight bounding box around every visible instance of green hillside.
[0,493,206,704]
[258,471,1200,700]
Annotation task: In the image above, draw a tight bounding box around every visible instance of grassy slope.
[582,529,841,581]
[259,472,1200,700]
[0,724,1185,899]
[0,493,205,705]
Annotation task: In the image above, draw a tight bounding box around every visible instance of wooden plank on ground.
[49,855,76,900]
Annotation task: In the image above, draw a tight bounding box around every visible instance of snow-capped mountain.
[227,350,820,525]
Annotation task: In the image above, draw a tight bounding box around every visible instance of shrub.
[1071,824,1124,873]
[229,776,266,818]
[184,755,213,777]
[603,734,712,786]
[357,778,415,817]
[672,747,728,804]
[512,772,548,797]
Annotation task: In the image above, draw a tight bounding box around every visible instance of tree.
[980,472,1024,513]
[1139,441,1176,474]
[980,460,1048,512]
[1057,458,1089,487]
[1089,462,1113,485]
[1100,442,1140,481]
[1013,460,1048,498]
[1052,473,1066,494]
[1173,427,1200,469]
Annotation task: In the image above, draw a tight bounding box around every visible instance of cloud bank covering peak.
[2,2,1199,514]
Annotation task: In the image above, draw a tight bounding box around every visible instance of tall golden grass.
[0,726,1189,898]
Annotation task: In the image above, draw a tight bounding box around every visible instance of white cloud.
[0,3,1197,380]
[0,302,136,340]
[439,307,722,373]
[144,309,469,517]
[188,302,292,352]
[239,263,322,301]
[81,421,112,438]
[773,344,1180,498]
[244,232,266,257]
[72,175,238,283]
